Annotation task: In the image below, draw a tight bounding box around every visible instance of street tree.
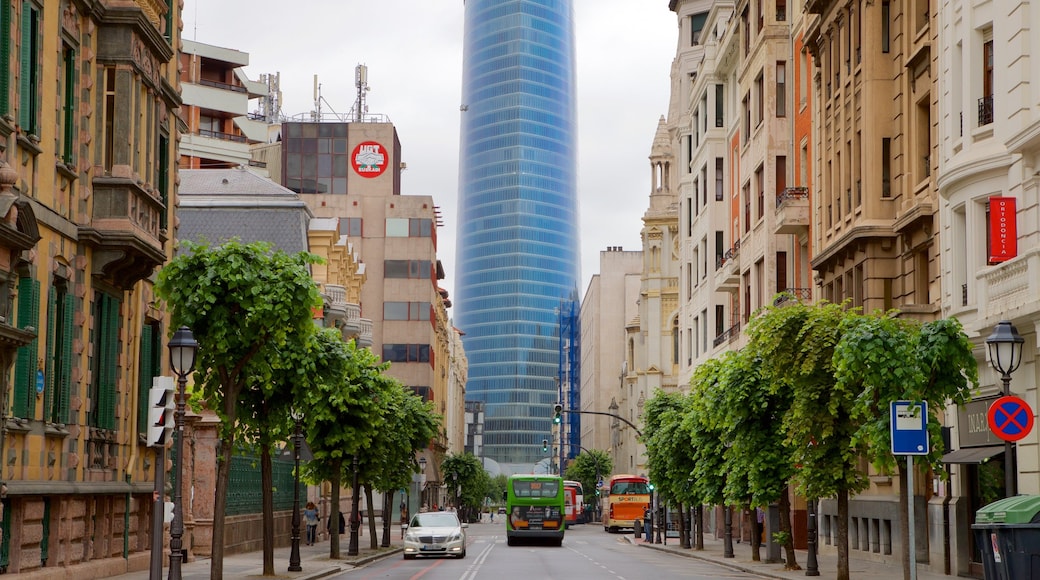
[835,313,978,580]
[750,300,863,580]
[441,452,491,523]
[685,357,730,550]
[155,240,321,580]
[644,390,695,548]
[296,329,386,558]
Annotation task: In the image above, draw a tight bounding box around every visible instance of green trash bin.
[972,495,1040,580]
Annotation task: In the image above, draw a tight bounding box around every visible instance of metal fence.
[225,451,301,515]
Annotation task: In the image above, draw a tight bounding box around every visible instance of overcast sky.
[183,1,678,299]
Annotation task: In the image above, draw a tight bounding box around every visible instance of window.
[382,343,431,363]
[776,0,786,21]
[776,156,787,198]
[0,2,11,114]
[136,322,162,435]
[715,304,725,335]
[755,166,764,220]
[18,1,40,135]
[385,260,432,279]
[881,1,890,53]
[743,183,751,233]
[755,71,764,125]
[881,138,892,198]
[715,231,724,268]
[776,62,786,117]
[90,292,121,431]
[12,276,40,419]
[60,44,76,164]
[103,68,116,171]
[715,84,724,127]
[387,218,433,237]
[672,318,679,365]
[980,39,994,126]
[715,158,724,201]
[342,217,362,237]
[157,133,169,230]
[690,13,707,46]
[383,301,431,321]
[741,7,749,56]
[743,93,751,142]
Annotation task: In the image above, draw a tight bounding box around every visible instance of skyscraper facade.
[455,0,581,470]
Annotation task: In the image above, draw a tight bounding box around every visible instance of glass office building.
[455,0,580,469]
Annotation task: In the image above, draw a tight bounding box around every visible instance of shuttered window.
[90,292,121,430]
[137,323,162,434]
[0,2,11,115]
[18,1,40,134]
[13,277,39,419]
[45,283,74,424]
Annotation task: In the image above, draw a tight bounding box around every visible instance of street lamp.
[167,326,197,580]
[450,470,459,513]
[418,456,428,511]
[986,320,1025,497]
[288,410,303,572]
[348,454,360,556]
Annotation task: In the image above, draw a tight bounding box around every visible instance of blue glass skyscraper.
[455,0,580,470]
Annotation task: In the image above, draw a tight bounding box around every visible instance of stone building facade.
[0,0,181,576]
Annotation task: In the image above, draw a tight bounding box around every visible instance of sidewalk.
[111,527,404,580]
[629,533,953,580]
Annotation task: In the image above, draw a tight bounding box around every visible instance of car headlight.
[447,532,462,542]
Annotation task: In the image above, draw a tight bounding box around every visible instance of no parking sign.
[987,396,1034,442]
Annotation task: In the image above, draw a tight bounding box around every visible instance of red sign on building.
[351,141,388,178]
[989,196,1017,263]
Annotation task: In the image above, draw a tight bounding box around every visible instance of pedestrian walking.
[303,502,319,545]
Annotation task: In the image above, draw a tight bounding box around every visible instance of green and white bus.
[504,474,565,546]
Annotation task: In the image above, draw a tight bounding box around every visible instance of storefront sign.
[989,196,1017,263]
[958,396,1001,447]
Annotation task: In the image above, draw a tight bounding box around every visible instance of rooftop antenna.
[312,75,321,122]
[353,64,369,123]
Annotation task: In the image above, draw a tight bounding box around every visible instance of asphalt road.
[336,521,764,580]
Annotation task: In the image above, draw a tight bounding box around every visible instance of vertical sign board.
[891,401,929,455]
[989,196,1017,263]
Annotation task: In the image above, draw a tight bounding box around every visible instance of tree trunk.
[898,461,911,580]
[210,435,235,580]
[837,488,850,580]
[749,504,761,562]
[695,504,704,550]
[365,484,378,549]
[260,444,274,575]
[329,461,342,559]
[780,485,800,570]
[678,502,688,548]
[381,490,393,548]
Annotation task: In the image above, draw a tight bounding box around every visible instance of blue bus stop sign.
[890,401,929,455]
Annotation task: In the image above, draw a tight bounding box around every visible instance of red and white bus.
[563,480,584,525]
[601,474,650,533]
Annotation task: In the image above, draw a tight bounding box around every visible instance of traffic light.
[542,439,549,453]
[648,482,655,492]
[147,377,175,447]
[553,403,562,424]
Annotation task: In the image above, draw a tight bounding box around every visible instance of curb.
[627,536,788,580]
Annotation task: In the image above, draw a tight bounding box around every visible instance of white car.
[402,512,468,559]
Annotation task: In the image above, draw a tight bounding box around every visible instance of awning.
[942,446,1004,464]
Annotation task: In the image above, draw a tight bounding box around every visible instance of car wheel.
[458,550,467,559]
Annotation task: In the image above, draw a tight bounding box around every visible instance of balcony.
[714,240,740,293]
[79,177,167,288]
[323,284,347,321]
[978,96,993,126]
[775,187,810,236]
[356,318,373,348]
[774,288,813,306]
[713,321,741,347]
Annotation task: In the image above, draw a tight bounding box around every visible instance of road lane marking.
[457,542,495,580]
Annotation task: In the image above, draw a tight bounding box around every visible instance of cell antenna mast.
[353,64,369,122]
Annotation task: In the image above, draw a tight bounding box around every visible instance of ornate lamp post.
[418,456,428,511]
[288,410,303,572]
[986,320,1025,497]
[806,498,819,576]
[167,327,198,580]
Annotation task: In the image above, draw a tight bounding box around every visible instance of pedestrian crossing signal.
[147,377,175,447]
[542,439,549,453]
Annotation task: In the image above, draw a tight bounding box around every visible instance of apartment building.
[0,0,181,576]
[937,0,1040,575]
[579,248,642,458]
[178,40,269,169]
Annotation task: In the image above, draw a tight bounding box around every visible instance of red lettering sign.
[989,196,1017,263]
[351,141,388,178]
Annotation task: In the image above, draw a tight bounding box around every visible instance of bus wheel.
[608,526,617,533]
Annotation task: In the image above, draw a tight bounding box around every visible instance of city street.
[335,521,755,579]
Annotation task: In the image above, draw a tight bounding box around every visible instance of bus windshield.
[512,479,560,498]
[610,480,650,495]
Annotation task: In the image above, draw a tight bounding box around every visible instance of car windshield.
[411,513,459,528]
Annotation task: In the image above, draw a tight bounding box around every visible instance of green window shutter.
[137,324,153,434]
[18,2,31,131]
[12,277,39,419]
[102,294,120,430]
[0,1,11,115]
[43,285,56,420]
[57,292,74,423]
[62,46,75,164]
[0,498,10,568]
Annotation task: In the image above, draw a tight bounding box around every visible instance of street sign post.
[890,401,929,455]
[890,400,928,580]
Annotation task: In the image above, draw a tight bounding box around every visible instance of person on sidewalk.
[304,502,319,545]
[328,511,345,535]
